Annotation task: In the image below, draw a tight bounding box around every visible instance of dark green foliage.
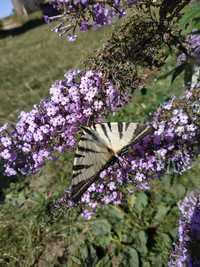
[86,0,190,95]
[179,2,200,32]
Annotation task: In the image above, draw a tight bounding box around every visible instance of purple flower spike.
[168,191,200,267]
[46,0,140,41]
[0,69,128,177]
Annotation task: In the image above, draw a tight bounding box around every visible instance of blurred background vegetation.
[1,5,200,267]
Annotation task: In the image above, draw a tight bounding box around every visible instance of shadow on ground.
[0,18,45,39]
[0,163,24,203]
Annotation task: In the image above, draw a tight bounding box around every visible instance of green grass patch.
[0,16,111,122]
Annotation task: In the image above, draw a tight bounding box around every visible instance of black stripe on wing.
[74,153,85,158]
[107,122,112,131]
[79,137,89,142]
[125,122,130,131]
[73,164,93,171]
[93,124,97,131]
[81,126,99,142]
[72,171,82,178]
[101,124,111,142]
[118,122,123,139]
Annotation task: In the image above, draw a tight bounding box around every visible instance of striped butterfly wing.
[71,125,114,202]
[71,122,150,202]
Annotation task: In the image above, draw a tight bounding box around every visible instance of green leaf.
[121,247,139,267]
[91,219,111,236]
[179,3,200,30]
[171,63,186,84]
[172,184,186,200]
[153,233,172,263]
[127,194,137,208]
[157,63,187,84]
[91,219,112,247]
[142,262,151,267]
[153,204,170,224]
[135,231,148,256]
[100,206,125,236]
[79,244,89,261]
[95,255,111,267]
[71,256,82,265]
[157,67,177,81]
[134,192,148,213]
[184,63,194,86]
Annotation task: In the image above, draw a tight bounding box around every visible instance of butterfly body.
[71,122,151,202]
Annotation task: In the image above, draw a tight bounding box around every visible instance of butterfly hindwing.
[71,122,151,202]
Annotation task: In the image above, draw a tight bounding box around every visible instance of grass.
[0,14,111,123]
[0,12,200,267]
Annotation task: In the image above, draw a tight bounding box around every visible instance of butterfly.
[70,122,152,203]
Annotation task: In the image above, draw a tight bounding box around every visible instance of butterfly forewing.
[72,126,113,186]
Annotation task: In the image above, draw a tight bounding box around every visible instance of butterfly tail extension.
[71,175,98,203]
[52,190,73,210]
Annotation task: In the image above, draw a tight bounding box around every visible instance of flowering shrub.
[0,0,189,178]
[1,0,200,265]
[0,70,128,176]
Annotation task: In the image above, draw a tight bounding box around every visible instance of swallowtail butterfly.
[71,122,151,202]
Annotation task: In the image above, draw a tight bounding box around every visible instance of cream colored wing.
[71,122,151,202]
[91,122,139,155]
[71,125,114,186]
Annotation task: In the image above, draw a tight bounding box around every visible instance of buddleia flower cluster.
[44,0,141,41]
[168,191,200,267]
[0,69,129,176]
[58,86,200,219]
